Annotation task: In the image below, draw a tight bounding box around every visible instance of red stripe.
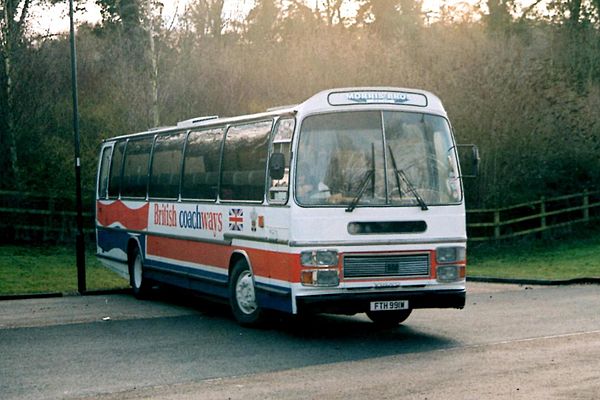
[146,235,301,282]
[97,201,149,231]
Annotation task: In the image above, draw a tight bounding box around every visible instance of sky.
[29,0,543,35]
[30,0,251,35]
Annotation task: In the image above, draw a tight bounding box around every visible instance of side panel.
[97,198,297,313]
[96,199,149,277]
[143,234,296,312]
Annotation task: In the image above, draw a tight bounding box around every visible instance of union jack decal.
[228,208,244,231]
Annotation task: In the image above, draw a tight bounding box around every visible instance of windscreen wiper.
[387,146,428,211]
[345,169,374,212]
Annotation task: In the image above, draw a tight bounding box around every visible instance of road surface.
[0,283,599,399]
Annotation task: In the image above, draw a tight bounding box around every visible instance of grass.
[0,245,128,295]
[468,227,600,280]
[1,227,600,295]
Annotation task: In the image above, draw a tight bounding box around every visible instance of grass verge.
[0,245,128,295]
[2,227,600,296]
[468,227,600,280]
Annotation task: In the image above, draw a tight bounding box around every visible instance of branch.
[32,31,63,41]
[519,0,543,21]
[18,0,30,27]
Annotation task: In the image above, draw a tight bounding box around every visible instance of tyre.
[366,309,412,327]
[129,246,152,299]
[229,259,265,326]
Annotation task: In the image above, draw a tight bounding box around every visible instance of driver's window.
[268,117,295,204]
[384,113,429,204]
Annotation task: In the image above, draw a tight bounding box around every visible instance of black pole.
[69,0,86,294]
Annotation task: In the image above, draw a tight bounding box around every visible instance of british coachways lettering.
[154,203,223,236]
[154,203,177,227]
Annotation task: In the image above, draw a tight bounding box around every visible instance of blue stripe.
[145,258,229,285]
[145,257,293,313]
[97,228,129,253]
[257,291,293,313]
[97,228,146,257]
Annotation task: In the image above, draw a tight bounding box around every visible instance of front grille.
[343,253,430,279]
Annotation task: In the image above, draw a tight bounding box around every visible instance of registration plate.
[370,300,409,311]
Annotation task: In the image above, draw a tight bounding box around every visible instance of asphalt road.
[0,283,599,400]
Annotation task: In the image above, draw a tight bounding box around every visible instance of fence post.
[494,210,501,239]
[583,189,590,223]
[46,197,55,242]
[540,196,547,236]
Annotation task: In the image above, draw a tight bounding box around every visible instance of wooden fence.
[0,190,599,244]
[467,190,600,241]
[0,190,95,244]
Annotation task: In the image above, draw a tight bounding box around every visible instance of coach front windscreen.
[294,111,461,208]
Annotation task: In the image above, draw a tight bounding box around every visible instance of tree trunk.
[145,0,159,128]
[1,0,23,190]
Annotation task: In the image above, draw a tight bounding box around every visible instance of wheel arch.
[126,236,143,267]
[228,250,253,283]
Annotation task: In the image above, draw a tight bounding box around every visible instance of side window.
[221,120,273,201]
[181,128,224,200]
[269,118,295,204]
[108,141,126,198]
[149,133,186,199]
[121,138,153,198]
[97,146,112,200]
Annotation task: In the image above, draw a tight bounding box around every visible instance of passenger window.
[108,141,126,198]
[149,133,186,199]
[98,146,112,199]
[181,128,224,200]
[220,121,272,201]
[269,118,295,204]
[121,138,153,198]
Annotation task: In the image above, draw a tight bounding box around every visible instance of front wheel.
[366,309,412,327]
[229,259,265,326]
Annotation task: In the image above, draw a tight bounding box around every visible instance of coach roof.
[103,87,446,143]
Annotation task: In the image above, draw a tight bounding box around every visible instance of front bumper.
[296,288,466,315]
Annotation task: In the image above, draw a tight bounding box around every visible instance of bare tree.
[0,0,32,190]
[187,0,225,39]
[143,0,161,127]
[322,0,345,26]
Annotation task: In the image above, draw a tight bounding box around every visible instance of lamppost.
[69,0,86,294]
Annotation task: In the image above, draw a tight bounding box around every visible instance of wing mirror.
[456,144,480,178]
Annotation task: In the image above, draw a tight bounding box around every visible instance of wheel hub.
[235,271,257,315]
[134,256,143,288]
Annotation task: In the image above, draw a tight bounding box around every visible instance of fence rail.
[467,190,600,241]
[0,190,95,243]
[0,190,598,244]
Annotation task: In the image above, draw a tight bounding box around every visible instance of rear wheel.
[129,246,152,299]
[366,309,412,327]
[229,259,265,326]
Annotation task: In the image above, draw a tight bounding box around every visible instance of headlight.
[436,265,464,283]
[300,250,339,267]
[436,247,466,264]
